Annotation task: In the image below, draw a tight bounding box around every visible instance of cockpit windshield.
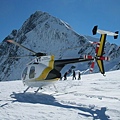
[29,66,35,79]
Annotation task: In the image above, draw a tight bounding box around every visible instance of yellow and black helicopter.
[7,26,118,93]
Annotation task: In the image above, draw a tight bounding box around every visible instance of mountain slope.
[0,70,120,120]
[0,11,120,81]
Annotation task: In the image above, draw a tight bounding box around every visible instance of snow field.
[0,70,120,120]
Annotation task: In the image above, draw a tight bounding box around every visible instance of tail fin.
[96,59,105,75]
[92,26,98,35]
[114,31,119,39]
[92,25,119,39]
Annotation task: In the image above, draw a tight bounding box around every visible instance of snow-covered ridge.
[0,11,120,81]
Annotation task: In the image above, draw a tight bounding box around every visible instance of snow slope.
[0,70,120,120]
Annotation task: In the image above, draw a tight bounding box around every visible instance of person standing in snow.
[72,70,76,80]
[64,72,68,80]
[78,71,81,80]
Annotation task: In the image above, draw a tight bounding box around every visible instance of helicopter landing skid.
[23,86,30,93]
[34,87,42,94]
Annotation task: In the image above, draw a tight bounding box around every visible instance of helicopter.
[7,25,118,93]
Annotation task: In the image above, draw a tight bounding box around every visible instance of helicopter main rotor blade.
[3,55,34,59]
[7,40,37,55]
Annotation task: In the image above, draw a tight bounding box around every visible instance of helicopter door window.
[29,66,35,79]
[22,67,28,80]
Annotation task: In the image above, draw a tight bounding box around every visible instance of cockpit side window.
[22,67,28,80]
[29,66,35,79]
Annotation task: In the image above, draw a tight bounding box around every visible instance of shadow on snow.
[10,92,110,120]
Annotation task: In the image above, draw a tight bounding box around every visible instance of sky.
[0,0,120,45]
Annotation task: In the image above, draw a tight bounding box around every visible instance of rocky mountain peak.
[0,11,119,81]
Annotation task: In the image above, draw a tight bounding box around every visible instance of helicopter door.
[29,66,35,79]
[22,67,28,80]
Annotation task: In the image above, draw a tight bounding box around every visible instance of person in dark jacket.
[78,71,81,80]
[64,72,68,80]
[72,70,76,80]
